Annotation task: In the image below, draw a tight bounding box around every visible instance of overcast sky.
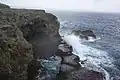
[1,0,120,12]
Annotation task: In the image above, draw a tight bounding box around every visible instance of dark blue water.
[50,11,120,80]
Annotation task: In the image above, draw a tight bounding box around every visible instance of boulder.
[55,43,73,57]
[60,64,76,72]
[62,54,80,66]
[58,44,73,52]
[65,68,104,80]
[60,54,80,72]
[55,52,104,80]
[55,49,72,56]
[81,30,96,39]
[73,30,96,40]
[56,68,104,80]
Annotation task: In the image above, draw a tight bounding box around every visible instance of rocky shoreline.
[30,41,104,80]
[0,3,105,80]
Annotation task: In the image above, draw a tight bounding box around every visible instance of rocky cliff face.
[0,3,104,80]
[0,3,10,9]
[0,5,60,80]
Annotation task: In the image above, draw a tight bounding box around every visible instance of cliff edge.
[0,3,104,80]
[0,3,10,9]
[0,4,60,80]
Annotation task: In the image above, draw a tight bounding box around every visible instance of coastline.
[0,3,61,80]
[0,3,105,80]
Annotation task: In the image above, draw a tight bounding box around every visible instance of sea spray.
[59,22,112,79]
[61,34,111,80]
[58,13,120,80]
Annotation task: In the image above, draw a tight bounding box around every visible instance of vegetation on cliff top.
[0,3,10,9]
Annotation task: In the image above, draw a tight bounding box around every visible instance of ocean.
[49,11,120,80]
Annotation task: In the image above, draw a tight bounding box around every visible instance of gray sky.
[1,0,120,12]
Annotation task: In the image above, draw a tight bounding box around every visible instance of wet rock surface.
[60,64,76,72]
[81,30,96,39]
[55,43,104,80]
[60,54,81,72]
[28,42,105,80]
[62,54,80,66]
[73,29,96,40]
[57,68,104,80]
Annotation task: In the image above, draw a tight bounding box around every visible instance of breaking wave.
[59,20,118,80]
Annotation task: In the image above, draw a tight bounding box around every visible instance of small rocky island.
[0,3,104,80]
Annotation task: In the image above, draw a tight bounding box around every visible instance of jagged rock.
[81,30,96,39]
[61,40,66,44]
[56,44,80,72]
[55,49,72,56]
[65,68,104,80]
[55,43,73,57]
[55,51,104,80]
[56,68,104,80]
[0,24,33,80]
[58,44,73,52]
[62,55,80,66]
[60,64,76,72]
[60,54,80,72]
[73,29,96,40]
[0,8,60,80]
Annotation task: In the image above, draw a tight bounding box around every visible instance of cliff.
[0,5,60,80]
[0,3,10,9]
[0,3,104,80]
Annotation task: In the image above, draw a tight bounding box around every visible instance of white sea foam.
[62,34,112,65]
[61,34,112,80]
[87,36,101,42]
[59,20,117,80]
